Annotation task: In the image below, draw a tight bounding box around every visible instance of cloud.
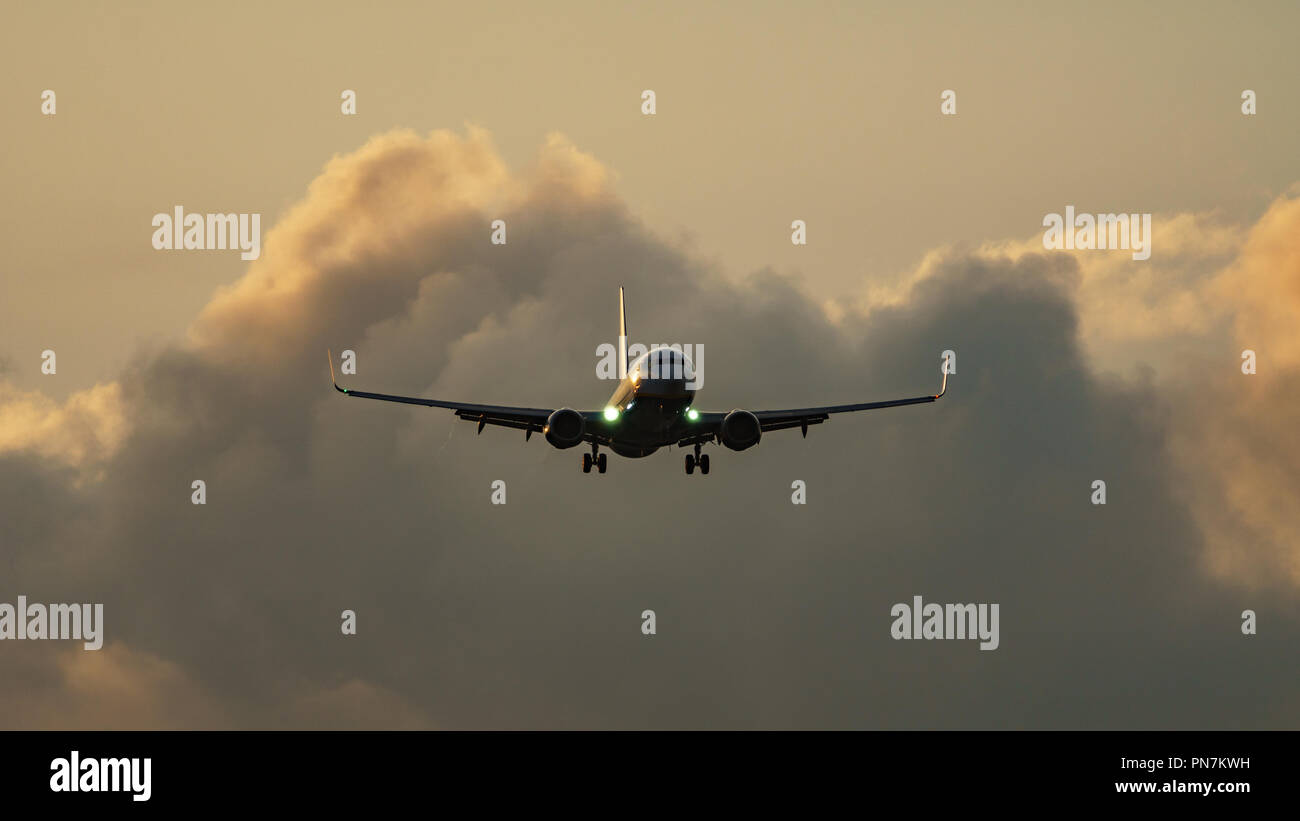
[1169,190,1300,589]
[0,643,226,730]
[0,381,127,472]
[0,128,1296,728]
[854,192,1300,591]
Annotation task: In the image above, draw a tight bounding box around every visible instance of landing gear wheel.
[597,453,607,474]
[582,453,593,473]
[685,454,695,475]
[699,454,710,475]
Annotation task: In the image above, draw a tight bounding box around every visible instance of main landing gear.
[684,442,710,475]
[582,444,607,474]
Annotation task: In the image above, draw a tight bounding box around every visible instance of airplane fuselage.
[603,348,697,457]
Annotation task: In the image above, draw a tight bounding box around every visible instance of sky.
[0,1,1297,728]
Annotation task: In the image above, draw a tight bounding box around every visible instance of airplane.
[329,287,947,475]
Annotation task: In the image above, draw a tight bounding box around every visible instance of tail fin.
[618,286,629,379]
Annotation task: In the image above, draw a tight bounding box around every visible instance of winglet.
[328,349,347,393]
[935,366,948,399]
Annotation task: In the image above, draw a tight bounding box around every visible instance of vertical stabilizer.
[619,286,628,379]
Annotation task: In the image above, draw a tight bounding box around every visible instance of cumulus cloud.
[0,381,127,472]
[853,191,1300,590]
[0,128,1296,728]
[1168,191,1300,589]
[0,643,226,730]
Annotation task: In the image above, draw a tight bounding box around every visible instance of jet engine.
[544,408,586,449]
[719,409,762,451]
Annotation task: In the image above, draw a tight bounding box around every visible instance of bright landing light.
[603,406,620,421]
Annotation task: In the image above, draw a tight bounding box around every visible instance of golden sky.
[3,1,1297,397]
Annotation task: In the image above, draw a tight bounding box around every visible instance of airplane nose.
[635,378,690,399]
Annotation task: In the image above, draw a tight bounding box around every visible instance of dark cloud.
[0,129,1295,728]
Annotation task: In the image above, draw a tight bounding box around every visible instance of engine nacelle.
[544,408,586,449]
[719,409,762,451]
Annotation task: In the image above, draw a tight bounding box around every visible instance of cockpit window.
[630,347,693,381]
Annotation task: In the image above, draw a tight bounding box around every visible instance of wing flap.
[687,369,947,441]
[329,350,555,434]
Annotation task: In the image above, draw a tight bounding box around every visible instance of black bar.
[4,730,1285,809]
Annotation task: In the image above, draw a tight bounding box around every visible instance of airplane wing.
[678,369,948,446]
[327,350,608,438]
